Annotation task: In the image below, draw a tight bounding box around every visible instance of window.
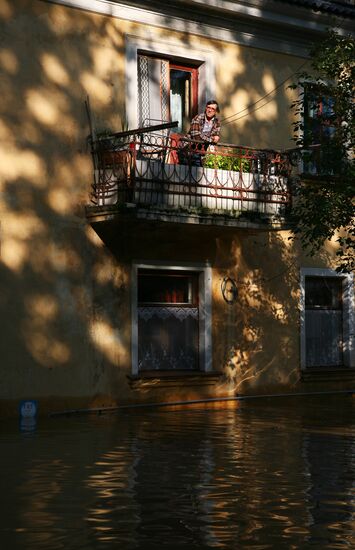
[126,36,215,131]
[304,86,336,147]
[131,263,212,376]
[302,84,339,174]
[300,268,355,370]
[137,270,199,371]
[305,277,343,367]
[138,271,198,305]
[170,64,198,133]
[137,54,199,133]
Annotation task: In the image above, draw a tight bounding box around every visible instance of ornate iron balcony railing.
[89,126,294,218]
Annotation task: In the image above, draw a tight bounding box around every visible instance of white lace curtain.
[137,54,170,127]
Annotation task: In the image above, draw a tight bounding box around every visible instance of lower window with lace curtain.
[137,270,199,371]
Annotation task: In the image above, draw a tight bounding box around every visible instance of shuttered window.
[305,277,343,367]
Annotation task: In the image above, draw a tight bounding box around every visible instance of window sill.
[301,367,355,383]
[128,371,222,390]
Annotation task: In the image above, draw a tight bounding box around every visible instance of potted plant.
[94,120,132,166]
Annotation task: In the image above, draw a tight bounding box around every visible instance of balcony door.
[137,54,199,133]
[137,270,199,371]
[170,64,198,132]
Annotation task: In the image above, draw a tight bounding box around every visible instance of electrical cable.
[221,59,309,125]
[222,20,353,126]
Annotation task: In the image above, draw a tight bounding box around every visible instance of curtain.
[137,54,169,127]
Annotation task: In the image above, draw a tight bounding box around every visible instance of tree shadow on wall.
[0,0,133,412]
[212,230,330,394]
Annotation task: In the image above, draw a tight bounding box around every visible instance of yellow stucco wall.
[0,0,349,416]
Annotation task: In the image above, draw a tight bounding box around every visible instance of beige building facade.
[0,0,354,416]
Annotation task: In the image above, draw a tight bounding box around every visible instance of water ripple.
[0,398,354,549]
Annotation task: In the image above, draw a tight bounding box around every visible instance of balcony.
[86,124,294,228]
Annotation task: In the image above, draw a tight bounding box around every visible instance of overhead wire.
[222,14,353,127]
[221,59,309,125]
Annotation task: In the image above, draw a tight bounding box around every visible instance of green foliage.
[289,30,355,272]
[291,179,354,271]
[204,153,251,172]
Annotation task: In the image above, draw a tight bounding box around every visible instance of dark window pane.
[305,277,342,309]
[138,271,197,305]
[304,88,335,146]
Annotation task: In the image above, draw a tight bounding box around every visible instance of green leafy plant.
[204,153,250,172]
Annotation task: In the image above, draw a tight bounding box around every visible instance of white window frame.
[131,261,212,375]
[125,35,216,130]
[300,267,355,369]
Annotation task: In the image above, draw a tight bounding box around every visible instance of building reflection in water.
[302,428,355,545]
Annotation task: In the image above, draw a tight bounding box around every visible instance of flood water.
[1,396,354,549]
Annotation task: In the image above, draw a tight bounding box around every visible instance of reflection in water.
[0,397,354,549]
[303,430,355,547]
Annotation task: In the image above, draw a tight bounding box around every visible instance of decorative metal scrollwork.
[221,276,238,305]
